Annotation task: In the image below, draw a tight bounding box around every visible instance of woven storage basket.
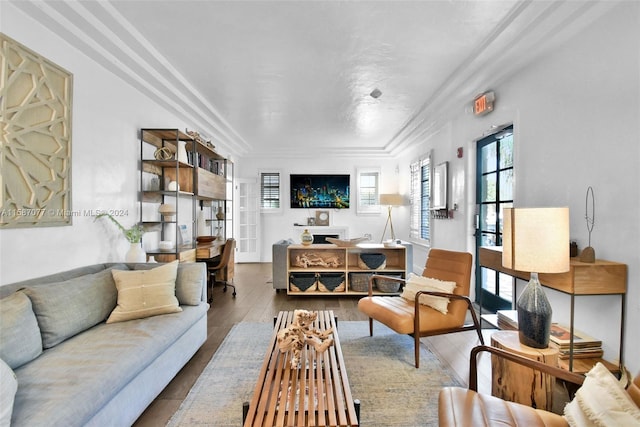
[289,273,317,292]
[349,273,372,292]
[358,253,386,270]
[374,275,403,293]
[317,273,346,292]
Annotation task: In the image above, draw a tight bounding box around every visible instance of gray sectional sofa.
[0,262,209,427]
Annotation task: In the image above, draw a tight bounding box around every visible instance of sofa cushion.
[175,264,205,305]
[564,362,640,427]
[0,292,42,369]
[107,261,181,323]
[22,268,121,348]
[11,303,207,427]
[0,358,18,425]
[401,273,456,314]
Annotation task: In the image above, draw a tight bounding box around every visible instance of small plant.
[95,213,144,243]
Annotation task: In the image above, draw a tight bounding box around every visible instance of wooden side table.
[491,331,559,411]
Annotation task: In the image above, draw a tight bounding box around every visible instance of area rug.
[167,321,461,426]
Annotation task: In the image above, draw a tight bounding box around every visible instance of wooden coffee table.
[243,310,360,427]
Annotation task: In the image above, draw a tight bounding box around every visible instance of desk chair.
[207,238,236,299]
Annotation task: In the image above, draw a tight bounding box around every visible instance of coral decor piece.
[293,252,342,268]
[276,309,334,368]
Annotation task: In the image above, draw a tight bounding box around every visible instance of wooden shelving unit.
[139,128,231,262]
[286,243,407,295]
[478,246,627,373]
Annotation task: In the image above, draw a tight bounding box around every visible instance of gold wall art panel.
[0,33,73,228]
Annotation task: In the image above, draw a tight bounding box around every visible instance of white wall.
[0,3,203,283]
[391,3,639,372]
[237,157,404,262]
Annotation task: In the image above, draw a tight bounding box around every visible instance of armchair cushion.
[401,273,456,314]
[564,362,640,427]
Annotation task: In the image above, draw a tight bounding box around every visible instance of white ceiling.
[13,0,617,159]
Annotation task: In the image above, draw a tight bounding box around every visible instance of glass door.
[475,125,514,312]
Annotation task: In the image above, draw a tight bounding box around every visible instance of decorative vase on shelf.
[177,140,189,164]
[126,242,147,263]
[516,272,553,348]
[216,206,225,220]
[300,229,314,246]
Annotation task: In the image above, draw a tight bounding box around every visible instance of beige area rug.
[167,321,461,426]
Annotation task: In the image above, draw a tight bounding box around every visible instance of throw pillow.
[175,265,204,305]
[0,292,42,369]
[0,358,17,426]
[22,268,120,348]
[400,273,457,314]
[564,362,640,427]
[107,261,182,323]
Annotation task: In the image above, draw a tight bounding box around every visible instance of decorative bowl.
[158,241,174,251]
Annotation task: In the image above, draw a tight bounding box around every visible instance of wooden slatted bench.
[243,310,360,427]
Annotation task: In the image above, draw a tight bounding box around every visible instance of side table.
[491,331,559,411]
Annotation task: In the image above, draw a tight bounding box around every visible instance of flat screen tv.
[290,174,350,209]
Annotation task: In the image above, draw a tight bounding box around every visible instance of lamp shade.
[502,207,570,273]
[379,193,408,206]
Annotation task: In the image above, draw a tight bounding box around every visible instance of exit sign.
[473,91,495,116]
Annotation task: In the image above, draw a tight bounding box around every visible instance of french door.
[475,125,514,312]
[235,179,260,262]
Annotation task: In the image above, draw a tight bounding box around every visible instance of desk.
[491,331,559,410]
[243,310,359,427]
[479,246,627,373]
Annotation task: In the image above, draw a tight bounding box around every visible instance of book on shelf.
[549,323,602,348]
[496,310,518,330]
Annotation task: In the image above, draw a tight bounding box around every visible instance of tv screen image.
[290,174,350,209]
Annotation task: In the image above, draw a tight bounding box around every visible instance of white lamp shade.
[502,207,570,273]
[379,193,408,206]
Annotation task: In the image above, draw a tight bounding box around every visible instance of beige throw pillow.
[401,273,456,314]
[564,362,640,427]
[107,261,182,324]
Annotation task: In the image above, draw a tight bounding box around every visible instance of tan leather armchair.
[439,345,640,426]
[358,249,484,368]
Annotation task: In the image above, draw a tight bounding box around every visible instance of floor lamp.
[379,193,407,243]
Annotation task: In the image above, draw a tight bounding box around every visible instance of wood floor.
[133,262,494,426]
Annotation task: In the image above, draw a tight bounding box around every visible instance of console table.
[478,246,627,373]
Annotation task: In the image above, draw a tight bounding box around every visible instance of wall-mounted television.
[290,174,350,209]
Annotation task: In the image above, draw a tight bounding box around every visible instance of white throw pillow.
[400,273,456,314]
[564,362,640,427]
[107,261,182,323]
[0,358,17,426]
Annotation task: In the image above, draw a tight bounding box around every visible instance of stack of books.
[496,309,518,331]
[548,323,603,359]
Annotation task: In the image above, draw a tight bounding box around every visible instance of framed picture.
[179,224,191,245]
[315,210,330,226]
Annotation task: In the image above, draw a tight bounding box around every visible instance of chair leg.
[414,333,420,368]
[224,281,237,297]
[368,318,373,336]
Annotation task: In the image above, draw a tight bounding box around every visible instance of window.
[409,156,430,242]
[356,168,381,214]
[260,172,281,212]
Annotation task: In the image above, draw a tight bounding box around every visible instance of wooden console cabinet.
[286,244,407,295]
[479,246,627,373]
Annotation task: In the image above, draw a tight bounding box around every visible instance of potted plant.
[95,213,146,262]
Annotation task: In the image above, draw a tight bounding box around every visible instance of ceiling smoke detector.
[370,88,382,99]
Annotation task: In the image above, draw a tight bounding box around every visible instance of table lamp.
[379,193,408,243]
[502,207,570,348]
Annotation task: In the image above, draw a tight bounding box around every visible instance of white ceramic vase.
[177,140,189,164]
[126,242,147,263]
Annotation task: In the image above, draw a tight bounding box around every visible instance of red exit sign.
[473,91,495,116]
